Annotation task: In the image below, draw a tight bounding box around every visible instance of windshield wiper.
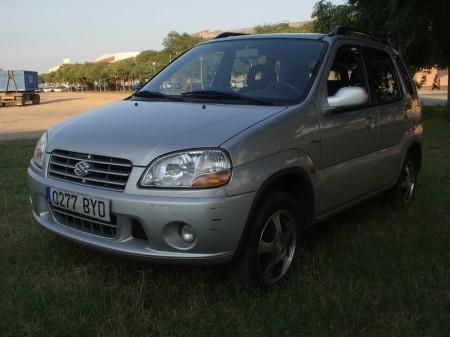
[133,90,182,102]
[181,90,275,106]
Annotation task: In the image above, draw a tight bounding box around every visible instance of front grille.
[48,150,132,191]
[51,206,118,238]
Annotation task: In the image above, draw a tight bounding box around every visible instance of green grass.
[1,107,449,337]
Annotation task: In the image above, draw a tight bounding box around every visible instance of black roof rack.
[329,25,390,45]
[214,32,248,39]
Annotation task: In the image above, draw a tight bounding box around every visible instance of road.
[419,92,448,106]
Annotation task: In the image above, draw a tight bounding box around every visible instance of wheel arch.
[232,167,315,260]
[407,142,422,172]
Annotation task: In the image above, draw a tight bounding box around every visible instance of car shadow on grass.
[51,192,394,296]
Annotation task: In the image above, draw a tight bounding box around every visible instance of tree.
[254,22,315,34]
[313,0,450,119]
[163,32,204,56]
[136,50,158,64]
[312,1,356,33]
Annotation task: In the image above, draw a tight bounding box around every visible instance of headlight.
[140,149,232,189]
[33,131,48,169]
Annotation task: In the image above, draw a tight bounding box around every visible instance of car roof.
[200,33,327,44]
[199,32,398,54]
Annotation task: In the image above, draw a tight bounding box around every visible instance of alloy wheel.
[401,161,416,203]
[257,210,297,284]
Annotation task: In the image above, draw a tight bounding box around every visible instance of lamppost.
[200,56,204,89]
[152,62,156,76]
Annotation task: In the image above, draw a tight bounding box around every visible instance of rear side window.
[364,48,401,104]
[395,55,416,96]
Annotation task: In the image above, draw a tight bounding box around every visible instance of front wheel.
[234,190,302,285]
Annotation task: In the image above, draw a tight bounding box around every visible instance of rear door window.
[364,48,401,104]
[395,55,417,96]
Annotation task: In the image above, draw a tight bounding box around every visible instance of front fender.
[225,149,319,205]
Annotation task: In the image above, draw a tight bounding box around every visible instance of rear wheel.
[20,95,28,106]
[390,154,418,206]
[32,94,40,105]
[234,190,302,285]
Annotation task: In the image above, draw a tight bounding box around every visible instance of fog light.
[180,225,196,243]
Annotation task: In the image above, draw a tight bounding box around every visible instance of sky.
[1,0,344,73]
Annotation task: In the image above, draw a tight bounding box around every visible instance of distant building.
[414,68,448,91]
[192,30,222,39]
[94,52,140,63]
[48,58,71,73]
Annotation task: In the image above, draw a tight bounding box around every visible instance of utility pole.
[447,68,450,120]
[200,56,204,89]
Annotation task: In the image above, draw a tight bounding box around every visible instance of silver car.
[27,27,423,285]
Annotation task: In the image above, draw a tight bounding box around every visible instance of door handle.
[365,116,377,130]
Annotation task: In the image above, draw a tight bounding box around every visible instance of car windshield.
[137,38,327,106]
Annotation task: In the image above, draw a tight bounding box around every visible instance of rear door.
[363,47,410,187]
[318,43,379,214]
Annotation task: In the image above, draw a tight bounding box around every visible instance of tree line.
[39,32,204,90]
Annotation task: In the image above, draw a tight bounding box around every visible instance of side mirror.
[327,87,369,109]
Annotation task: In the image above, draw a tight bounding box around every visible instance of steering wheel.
[264,82,301,96]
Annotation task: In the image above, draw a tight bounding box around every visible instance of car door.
[363,47,411,187]
[318,44,380,214]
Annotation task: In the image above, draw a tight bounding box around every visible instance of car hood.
[47,100,287,166]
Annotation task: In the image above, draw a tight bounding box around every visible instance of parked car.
[28,27,423,285]
[43,86,54,93]
[133,83,144,91]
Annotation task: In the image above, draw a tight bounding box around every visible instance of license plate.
[46,187,111,222]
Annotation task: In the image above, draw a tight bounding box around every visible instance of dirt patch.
[0,92,129,140]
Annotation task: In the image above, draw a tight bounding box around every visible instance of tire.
[19,94,28,106]
[32,94,40,105]
[390,153,418,206]
[233,190,302,285]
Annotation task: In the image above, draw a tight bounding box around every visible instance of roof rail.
[214,32,248,39]
[329,25,390,45]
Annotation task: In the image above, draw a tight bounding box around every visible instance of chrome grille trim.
[50,206,118,238]
[51,152,132,167]
[48,170,127,186]
[48,150,132,191]
[50,162,130,176]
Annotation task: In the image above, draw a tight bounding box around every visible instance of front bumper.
[27,166,255,265]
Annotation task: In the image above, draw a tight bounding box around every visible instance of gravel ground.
[419,92,448,106]
[0,92,128,140]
